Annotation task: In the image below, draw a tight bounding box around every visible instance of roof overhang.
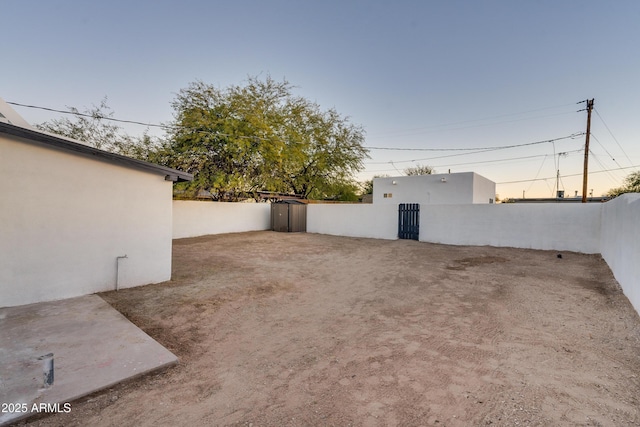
[0,121,193,182]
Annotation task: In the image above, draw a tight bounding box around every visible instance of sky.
[3,0,640,199]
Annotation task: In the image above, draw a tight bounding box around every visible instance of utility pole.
[581,99,594,203]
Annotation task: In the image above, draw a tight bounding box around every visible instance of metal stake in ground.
[38,353,54,388]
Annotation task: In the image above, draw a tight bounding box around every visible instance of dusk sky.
[4,0,640,199]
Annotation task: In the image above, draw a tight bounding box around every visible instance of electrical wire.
[389,161,404,175]
[497,164,640,184]
[365,150,583,174]
[594,108,633,166]
[9,100,587,160]
[365,133,584,166]
[589,150,622,183]
[366,148,503,166]
[366,103,577,138]
[434,151,579,169]
[14,99,626,191]
[6,101,170,129]
[366,111,578,139]
[526,154,548,194]
[590,133,624,170]
[7,101,290,143]
[436,150,580,170]
[365,133,583,152]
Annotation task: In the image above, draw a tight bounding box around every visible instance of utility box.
[271,200,307,232]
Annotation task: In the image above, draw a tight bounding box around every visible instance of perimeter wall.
[304,198,637,315]
[306,204,398,239]
[420,203,602,253]
[600,194,640,315]
[173,201,270,238]
[171,195,639,315]
[305,203,603,252]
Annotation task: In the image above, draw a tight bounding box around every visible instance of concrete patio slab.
[0,295,177,425]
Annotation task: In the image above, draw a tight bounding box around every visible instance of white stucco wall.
[420,203,602,253]
[600,194,640,315]
[307,204,398,240]
[172,201,271,238]
[306,202,602,252]
[473,173,498,204]
[373,172,495,205]
[304,199,639,316]
[1,135,174,308]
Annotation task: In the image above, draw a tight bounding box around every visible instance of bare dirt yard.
[20,232,640,426]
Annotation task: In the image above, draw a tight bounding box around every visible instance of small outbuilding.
[373,172,496,205]
[271,200,307,232]
[0,98,192,308]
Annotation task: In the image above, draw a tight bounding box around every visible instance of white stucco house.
[0,98,192,308]
[373,172,496,205]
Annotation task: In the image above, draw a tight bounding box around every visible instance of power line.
[389,161,403,175]
[366,148,501,165]
[11,99,612,185]
[526,154,549,194]
[590,133,624,169]
[6,100,291,143]
[365,150,583,174]
[365,133,583,152]
[593,108,633,166]
[9,100,587,159]
[365,133,584,165]
[6,101,171,129]
[434,150,578,169]
[435,151,579,169]
[589,150,622,183]
[497,164,640,184]
[367,111,578,139]
[366,103,577,138]
[11,99,578,140]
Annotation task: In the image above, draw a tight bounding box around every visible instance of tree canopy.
[607,171,640,197]
[36,98,161,163]
[404,164,434,176]
[35,77,369,201]
[166,76,369,201]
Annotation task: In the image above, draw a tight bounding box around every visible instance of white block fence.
[171,196,640,316]
[421,203,602,253]
[600,194,640,315]
[173,201,270,238]
[306,204,398,240]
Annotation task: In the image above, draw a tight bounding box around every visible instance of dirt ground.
[20,231,640,426]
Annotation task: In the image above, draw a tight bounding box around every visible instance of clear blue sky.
[4,0,640,198]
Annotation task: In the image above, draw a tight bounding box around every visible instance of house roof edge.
[0,121,193,182]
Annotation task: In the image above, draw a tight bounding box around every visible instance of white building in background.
[0,98,192,307]
[373,172,496,205]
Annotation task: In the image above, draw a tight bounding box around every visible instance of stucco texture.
[0,135,173,307]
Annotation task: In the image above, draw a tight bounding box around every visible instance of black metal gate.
[398,203,420,240]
